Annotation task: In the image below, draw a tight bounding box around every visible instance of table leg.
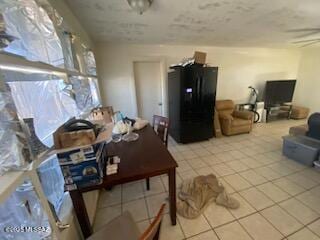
[69,190,92,238]
[168,168,176,225]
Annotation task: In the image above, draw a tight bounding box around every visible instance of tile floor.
[94,120,320,240]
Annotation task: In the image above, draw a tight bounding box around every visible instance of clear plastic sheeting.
[8,76,79,147]
[0,0,64,67]
[89,77,101,107]
[59,31,76,70]
[0,76,30,175]
[0,180,52,240]
[70,76,95,115]
[37,155,65,213]
[40,1,76,71]
[83,50,97,76]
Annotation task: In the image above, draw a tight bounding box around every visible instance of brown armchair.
[215,100,254,136]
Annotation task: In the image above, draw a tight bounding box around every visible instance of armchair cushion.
[232,118,252,127]
[233,110,254,120]
[219,113,234,121]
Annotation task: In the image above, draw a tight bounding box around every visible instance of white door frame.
[130,56,167,118]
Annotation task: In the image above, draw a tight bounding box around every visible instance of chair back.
[152,115,169,146]
[139,204,166,240]
[215,100,235,116]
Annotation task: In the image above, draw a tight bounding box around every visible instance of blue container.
[282,135,320,166]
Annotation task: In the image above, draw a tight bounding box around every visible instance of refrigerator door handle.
[199,76,203,102]
[196,76,201,102]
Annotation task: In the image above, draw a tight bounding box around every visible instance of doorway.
[133,61,163,123]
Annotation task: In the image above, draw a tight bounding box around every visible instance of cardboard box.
[53,122,113,151]
[58,142,107,190]
[52,121,113,190]
[89,106,114,124]
[193,51,207,64]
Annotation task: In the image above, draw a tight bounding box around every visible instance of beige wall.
[294,47,320,114]
[95,43,301,117]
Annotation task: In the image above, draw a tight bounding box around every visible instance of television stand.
[266,103,293,123]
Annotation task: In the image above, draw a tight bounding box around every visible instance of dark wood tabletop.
[69,124,178,238]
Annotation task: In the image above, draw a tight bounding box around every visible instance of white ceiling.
[66,0,320,47]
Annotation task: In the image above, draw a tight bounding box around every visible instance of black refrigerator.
[168,65,218,143]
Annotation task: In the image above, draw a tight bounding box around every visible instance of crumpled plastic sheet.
[70,76,95,115]
[0,0,64,67]
[7,74,80,147]
[89,77,101,107]
[40,2,76,71]
[0,180,51,239]
[0,78,31,175]
[83,50,97,76]
[37,155,65,214]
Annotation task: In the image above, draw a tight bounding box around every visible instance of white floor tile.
[146,192,169,218]
[239,169,268,185]
[203,203,235,228]
[287,173,318,190]
[261,205,303,236]
[239,187,274,210]
[177,160,193,173]
[122,181,144,202]
[136,219,150,233]
[178,214,211,238]
[288,228,320,240]
[296,191,320,214]
[239,213,283,240]
[98,185,121,208]
[308,219,320,237]
[93,204,122,231]
[215,221,252,240]
[211,163,236,176]
[187,230,219,240]
[143,177,166,196]
[280,198,319,225]
[160,214,185,240]
[223,174,252,191]
[225,160,250,172]
[272,177,305,196]
[229,193,256,219]
[254,166,282,181]
[187,158,208,169]
[122,198,149,222]
[256,182,290,202]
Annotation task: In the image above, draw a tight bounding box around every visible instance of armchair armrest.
[219,113,234,121]
[233,110,254,120]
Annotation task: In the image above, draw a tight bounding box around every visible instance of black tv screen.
[265,80,296,106]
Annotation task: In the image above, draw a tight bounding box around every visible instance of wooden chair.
[146,115,170,190]
[152,115,169,146]
[88,204,166,240]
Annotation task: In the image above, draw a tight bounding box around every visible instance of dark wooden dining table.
[69,125,178,238]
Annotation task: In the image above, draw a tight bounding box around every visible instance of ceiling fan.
[288,28,320,47]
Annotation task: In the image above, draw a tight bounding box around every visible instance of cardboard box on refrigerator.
[193,51,207,64]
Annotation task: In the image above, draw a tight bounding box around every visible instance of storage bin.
[282,135,320,166]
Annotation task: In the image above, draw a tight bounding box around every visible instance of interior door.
[133,61,162,123]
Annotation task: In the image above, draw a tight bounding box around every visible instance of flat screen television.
[264,80,296,107]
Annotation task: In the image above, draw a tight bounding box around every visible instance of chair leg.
[146,178,150,191]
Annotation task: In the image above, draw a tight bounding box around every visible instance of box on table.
[57,142,107,190]
[53,122,113,190]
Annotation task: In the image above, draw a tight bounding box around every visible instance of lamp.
[127,0,153,15]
